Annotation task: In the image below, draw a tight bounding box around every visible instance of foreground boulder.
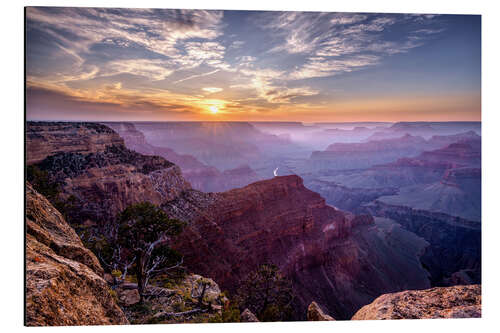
[25,183,128,326]
[307,302,335,321]
[351,285,481,320]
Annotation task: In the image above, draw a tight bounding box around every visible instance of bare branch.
[148,257,184,276]
[156,309,206,318]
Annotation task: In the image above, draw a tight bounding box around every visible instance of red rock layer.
[164,176,430,319]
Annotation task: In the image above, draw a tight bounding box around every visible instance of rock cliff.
[25,182,128,326]
[163,176,431,319]
[26,122,124,165]
[352,284,481,320]
[27,122,190,227]
[418,140,481,167]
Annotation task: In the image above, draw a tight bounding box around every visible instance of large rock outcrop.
[352,285,481,320]
[25,183,128,326]
[163,176,431,319]
[26,122,124,165]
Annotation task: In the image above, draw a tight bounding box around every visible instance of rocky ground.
[112,274,231,324]
[352,285,481,320]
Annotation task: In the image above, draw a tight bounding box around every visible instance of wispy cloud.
[173,69,220,84]
[288,55,381,80]
[26,7,225,82]
[230,40,245,49]
[202,87,223,94]
[236,67,318,103]
[105,59,175,81]
[256,12,443,79]
[27,7,224,57]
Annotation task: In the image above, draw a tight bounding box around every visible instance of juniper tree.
[116,202,185,302]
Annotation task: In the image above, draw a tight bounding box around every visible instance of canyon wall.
[363,200,481,286]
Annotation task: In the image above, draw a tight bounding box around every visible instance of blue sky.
[26,7,481,121]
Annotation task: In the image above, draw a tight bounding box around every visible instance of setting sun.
[209,106,219,114]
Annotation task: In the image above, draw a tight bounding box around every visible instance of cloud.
[288,55,380,80]
[263,86,319,103]
[239,56,257,62]
[26,7,224,58]
[105,59,175,81]
[173,69,220,84]
[230,40,245,49]
[202,87,223,94]
[255,12,443,80]
[26,7,227,84]
[183,41,225,60]
[237,67,318,103]
[330,14,367,25]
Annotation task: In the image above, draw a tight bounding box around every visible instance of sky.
[26,7,481,122]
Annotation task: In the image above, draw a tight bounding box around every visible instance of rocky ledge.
[352,285,481,320]
[25,182,128,326]
[26,121,124,165]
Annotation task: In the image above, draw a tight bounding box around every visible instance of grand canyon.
[25,120,481,324]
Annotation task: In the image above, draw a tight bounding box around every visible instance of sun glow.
[209,105,219,114]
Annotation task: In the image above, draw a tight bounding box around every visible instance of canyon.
[25,120,481,323]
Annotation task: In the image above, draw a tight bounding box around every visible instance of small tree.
[26,165,60,201]
[116,202,185,302]
[235,264,295,321]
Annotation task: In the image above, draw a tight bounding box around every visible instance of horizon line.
[26,119,482,124]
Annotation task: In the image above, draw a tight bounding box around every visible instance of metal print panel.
[25,7,481,326]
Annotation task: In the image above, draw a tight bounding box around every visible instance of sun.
[209,106,219,114]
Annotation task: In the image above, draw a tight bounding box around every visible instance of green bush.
[108,289,118,303]
[111,270,122,278]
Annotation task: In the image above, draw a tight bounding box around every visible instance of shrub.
[235,264,295,321]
